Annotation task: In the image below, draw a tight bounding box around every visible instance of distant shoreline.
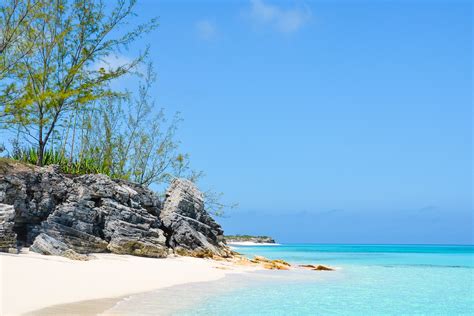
[224,235,277,245]
[228,241,281,246]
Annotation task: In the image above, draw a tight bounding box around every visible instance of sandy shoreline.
[0,251,258,316]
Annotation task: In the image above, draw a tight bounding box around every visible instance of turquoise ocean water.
[177,244,474,315]
[105,244,474,315]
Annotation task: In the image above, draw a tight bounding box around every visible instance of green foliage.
[0,0,40,80]
[0,0,158,166]
[203,189,238,217]
[5,63,200,186]
[65,63,203,187]
[1,0,236,216]
[11,146,111,176]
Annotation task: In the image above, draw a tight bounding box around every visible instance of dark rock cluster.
[161,179,226,257]
[0,160,229,259]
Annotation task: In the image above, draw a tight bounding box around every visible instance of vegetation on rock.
[0,0,234,215]
[0,163,229,259]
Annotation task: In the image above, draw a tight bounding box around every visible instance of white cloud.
[196,19,217,40]
[249,0,311,33]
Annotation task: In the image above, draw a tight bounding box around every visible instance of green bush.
[11,147,113,177]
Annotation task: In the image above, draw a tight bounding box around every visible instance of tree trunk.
[37,118,44,166]
[38,106,44,166]
[37,140,44,166]
[69,110,78,166]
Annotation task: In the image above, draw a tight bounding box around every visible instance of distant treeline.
[224,235,276,243]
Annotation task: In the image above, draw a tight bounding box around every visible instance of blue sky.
[124,0,472,244]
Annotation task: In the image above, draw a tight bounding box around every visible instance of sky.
[118,0,471,244]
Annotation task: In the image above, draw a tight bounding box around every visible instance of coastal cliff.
[0,159,231,259]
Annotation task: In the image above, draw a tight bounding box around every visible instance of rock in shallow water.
[299,264,335,271]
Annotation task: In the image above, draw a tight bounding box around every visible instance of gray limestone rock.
[30,232,89,260]
[0,160,229,260]
[160,179,229,257]
[0,203,17,252]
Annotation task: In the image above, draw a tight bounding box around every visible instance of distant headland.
[225,235,277,245]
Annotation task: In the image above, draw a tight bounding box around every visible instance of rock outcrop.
[0,203,16,252]
[250,255,291,270]
[161,179,229,257]
[0,159,229,259]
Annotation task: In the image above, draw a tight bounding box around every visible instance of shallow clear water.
[177,244,474,315]
[104,244,474,315]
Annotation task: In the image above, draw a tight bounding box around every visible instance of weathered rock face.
[30,233,89,260]
[37,174,167,257]
[160,179,228,257]
[0,163,70,246]
[0,203,16,252]
[0,160,229,259]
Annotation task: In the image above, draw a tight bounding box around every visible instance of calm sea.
[106,244,474,315]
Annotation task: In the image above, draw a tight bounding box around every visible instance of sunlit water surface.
[106,244,474,315]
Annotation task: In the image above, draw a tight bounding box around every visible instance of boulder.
[160,179,229,257]
[299,264,335,271]
[314,265,334,271]
[30,233,89,260]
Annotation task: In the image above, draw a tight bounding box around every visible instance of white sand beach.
[0,251,256,316]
